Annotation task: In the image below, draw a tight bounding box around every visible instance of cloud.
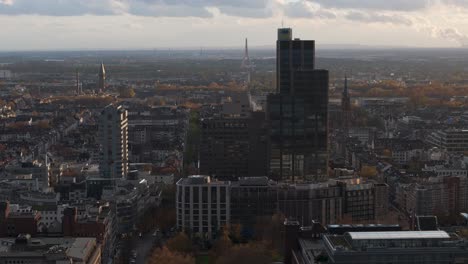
[0,0,13,5]
[0,0,116,16]
[345,11,413,25]
[309,0,431,11]
[0,0,270,17]
[127,2,213,18]
[283,1,336,19]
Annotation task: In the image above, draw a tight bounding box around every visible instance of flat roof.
[348,231,450,240]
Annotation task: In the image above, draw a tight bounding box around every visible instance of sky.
[1,0,468,50]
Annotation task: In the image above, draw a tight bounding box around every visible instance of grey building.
[323,231,468,264]
[277,181,343,226]
[230,177,278,228]
[426,129,468,153]
[0,236,101,264]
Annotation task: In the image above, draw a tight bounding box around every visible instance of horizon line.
[0,44,467,53]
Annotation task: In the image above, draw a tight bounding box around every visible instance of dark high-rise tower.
[267,28,329,183]
[199,92,268,180]
[98,63,106,91]
[342,75,351,135]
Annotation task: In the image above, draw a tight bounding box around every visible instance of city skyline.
[2,0,468,50]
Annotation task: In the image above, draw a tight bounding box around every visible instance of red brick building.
[0,201,40,237]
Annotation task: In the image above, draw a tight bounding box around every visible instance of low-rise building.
[0,235,101,264]
[0,201,40,237]
[323,231,468,264]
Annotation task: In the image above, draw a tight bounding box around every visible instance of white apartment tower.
[99,105,129,179]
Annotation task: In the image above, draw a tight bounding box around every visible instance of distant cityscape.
[1,26,468,264]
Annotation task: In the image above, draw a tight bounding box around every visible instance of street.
[131,234,156,263]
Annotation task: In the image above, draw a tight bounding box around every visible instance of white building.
[98,105,129,179]
[176,176,230,238]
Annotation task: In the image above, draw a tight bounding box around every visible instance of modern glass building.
[268,28,329,182]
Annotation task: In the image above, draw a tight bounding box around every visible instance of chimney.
[62,207,77,236]
[284,218,300,264]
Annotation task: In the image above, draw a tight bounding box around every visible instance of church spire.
[343,74,349,97]
[98,62,106,91]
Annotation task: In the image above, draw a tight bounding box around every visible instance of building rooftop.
[347,231,450,240]
[237,176,270,186]
[0,236,97,260]
[178,175,230,186]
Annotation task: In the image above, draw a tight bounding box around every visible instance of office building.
[230,177,278,228]
[338,179,389,222]
[176,176,230,238]
[200,92,268,180]
[283,221,402,264]
[267,28,329,182]
[278,181,343,226]
[98,104,129,179]
[426,129,468,153]
[177,175,389,237]
[0,235,101,264]
[323,231,468,263]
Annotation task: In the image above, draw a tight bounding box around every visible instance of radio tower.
[75,69,81,95]
[241,38,252,83]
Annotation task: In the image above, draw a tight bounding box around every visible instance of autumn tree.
[118,86,136,98]
[216,243,272,264]
[210,229,233,261]
[147,247,195,264]
[228,223,243,243]
[253,213,285,254]
[382,149,392,157]
[37,120,50,129]
[166,232,193,254]
[360,166,378,178]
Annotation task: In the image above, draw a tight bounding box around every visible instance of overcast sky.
[1,0,468,50]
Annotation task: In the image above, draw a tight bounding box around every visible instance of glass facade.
[268,31,328,182]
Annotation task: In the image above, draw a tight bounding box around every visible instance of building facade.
[98,104,128,179]
[427,129,468,153]
[267,28,329,182]
[176,175,388,238]
[323,231,468,264]
[200,93,268,180]
[230,177,278,228]
[176,176,230,238]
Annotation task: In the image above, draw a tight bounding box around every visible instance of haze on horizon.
[2,0,468,51]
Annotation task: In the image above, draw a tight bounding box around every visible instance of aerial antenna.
[281,18,284,28]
